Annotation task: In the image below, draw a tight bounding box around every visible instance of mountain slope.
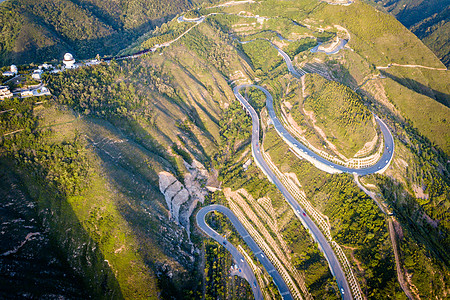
[0,0,212,66]
[370,0,450,67]
[1,0,449,299]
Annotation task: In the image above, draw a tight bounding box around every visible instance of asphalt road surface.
[194,15,395,300]
[234,84,352,300]
[265,41,394,175]
[265,84,394,175]
[197,205,294,300]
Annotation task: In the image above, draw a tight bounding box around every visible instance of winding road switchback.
[234,84,353,299]
[246,39,394,175]
[197,205,293,300]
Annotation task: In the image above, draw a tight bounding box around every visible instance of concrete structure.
[2,71,14,77]
[10,65,18,74]
[85,59,100,66]
[32,86,51,97]
[32,69,43,80]
[63,53,76,69]
[20,90,33,98]
[243,158,252,170]
[0,85,13,100]
[39,63,51,70]
[3,65,18,77]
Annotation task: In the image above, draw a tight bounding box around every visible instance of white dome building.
[10,65,18,74]
[63,53,76,69]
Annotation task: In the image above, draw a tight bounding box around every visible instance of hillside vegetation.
[1,0,449,299]
[0,0,213,65]
[0,15,261,298]
[371,0,450,67]
[296,73,377,158]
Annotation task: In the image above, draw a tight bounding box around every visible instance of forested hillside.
[370,0,450,67]
[0,0,215,65]
[1,0,449,299]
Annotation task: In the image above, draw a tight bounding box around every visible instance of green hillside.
[0,0,213,66]
[297,73,377,158]
[370,0,450,67]
[1,0,449,299]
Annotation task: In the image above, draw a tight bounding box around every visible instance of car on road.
[223,241,227,245]
[340,288,345,295]
[240,258,244,263]
[260,254,264,258]
[302,212,306,216]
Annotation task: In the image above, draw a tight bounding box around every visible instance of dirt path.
[355,175,414,299]
[389,218,415,300]
[376,63,448,71]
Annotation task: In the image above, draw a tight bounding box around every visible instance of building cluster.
[2,65,18,77]
[0,85,13,100]
[1,52,103,101]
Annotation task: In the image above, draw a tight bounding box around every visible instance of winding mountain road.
[185,10,395,300]
[197,205,293,300]
[234,83,352,299]
[263,42,394,175]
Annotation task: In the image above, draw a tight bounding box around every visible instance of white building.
[2,71,14,77]
[33,86,51,97]
[0,85,13,100]
[63,53,76,69]
[32,69,43,80]
[39,63,51,70]
[85,59,100,66]
[21,90,34,98]
[3,65,18,77]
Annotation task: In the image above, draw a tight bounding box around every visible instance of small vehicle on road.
[302,212,306,217]
[341,288,345,294]
[260,254,264,258]
[223,241,227,245]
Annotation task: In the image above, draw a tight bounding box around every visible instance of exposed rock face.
[159,172,190,224]
[158,159,209,237]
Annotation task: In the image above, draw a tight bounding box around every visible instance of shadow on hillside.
[1,13,175,66]
[0,159,124,299]
[380,70,450,108]
[85,117,202,299]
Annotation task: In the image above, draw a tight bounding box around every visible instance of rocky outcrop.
[159,172,190,224]
[158,159,209,237]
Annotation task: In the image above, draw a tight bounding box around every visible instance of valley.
[0,0,449,299]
